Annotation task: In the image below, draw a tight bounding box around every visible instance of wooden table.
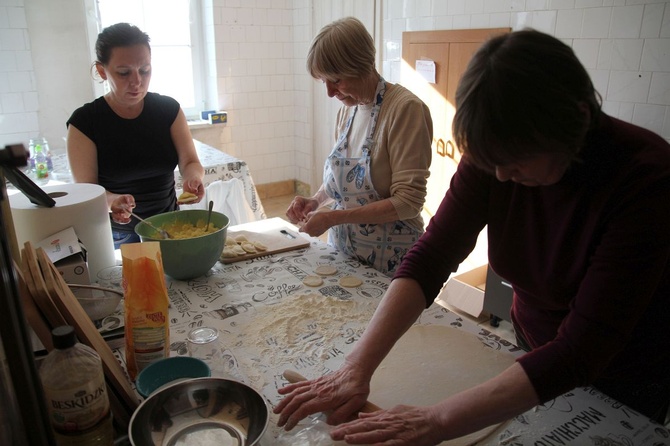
[109,218,668,445]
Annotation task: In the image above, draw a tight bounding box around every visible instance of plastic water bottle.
[29,138,54,182]
[30,138,51,181]
[39,326,114,446]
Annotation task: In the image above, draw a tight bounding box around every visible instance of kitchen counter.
[110,218,668,445]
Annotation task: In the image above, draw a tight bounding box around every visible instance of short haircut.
[95,22,151,66]
[307,17,375,80]
[453,29,601,173]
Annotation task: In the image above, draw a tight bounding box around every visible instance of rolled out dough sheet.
[368,324,516,445]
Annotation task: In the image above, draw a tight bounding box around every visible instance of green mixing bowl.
[134,209,229,280]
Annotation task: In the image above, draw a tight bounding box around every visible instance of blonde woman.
[286,17,433,275]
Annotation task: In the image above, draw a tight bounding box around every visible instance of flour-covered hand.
[330,405,445,446]
[274,366,372,431]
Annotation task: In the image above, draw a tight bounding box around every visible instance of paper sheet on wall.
[416,59,436,83]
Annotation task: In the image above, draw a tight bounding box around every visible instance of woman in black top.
[67,23,204,248]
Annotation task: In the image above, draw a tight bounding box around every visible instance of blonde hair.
[307,17,375,80]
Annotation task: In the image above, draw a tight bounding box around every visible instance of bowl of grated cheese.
[135,209,229,280]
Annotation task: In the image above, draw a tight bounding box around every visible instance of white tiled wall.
[1,0,668,188]
[0,0,38,150]
[210,0,312,187]
[214,0,670,190]
[379,0,670,145]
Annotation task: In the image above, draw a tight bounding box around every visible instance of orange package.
[120,242,170,381]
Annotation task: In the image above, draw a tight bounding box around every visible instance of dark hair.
[307,17,376,80]
[95,23,151,65]
[453,29,601,173]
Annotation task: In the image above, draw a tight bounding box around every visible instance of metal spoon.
[129,211,171,239]
[205,200,214,231]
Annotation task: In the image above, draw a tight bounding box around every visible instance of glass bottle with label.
[39,326,113,446]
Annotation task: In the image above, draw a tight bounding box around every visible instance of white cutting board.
[221,225,310,263]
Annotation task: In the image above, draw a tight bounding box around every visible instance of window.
[92,0,208,118]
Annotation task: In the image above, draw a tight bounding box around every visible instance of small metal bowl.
[129,377,269,446]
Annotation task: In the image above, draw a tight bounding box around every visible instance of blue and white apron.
[323,78,422,275]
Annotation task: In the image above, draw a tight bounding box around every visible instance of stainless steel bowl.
[129,377,269,446]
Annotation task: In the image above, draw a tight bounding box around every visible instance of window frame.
[84,0,209,119]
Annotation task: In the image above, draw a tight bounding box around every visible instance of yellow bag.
[121,242,169,381]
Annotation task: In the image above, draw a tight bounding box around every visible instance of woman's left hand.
[329,405,445,446]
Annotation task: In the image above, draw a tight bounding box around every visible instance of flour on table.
[234,293,376,389]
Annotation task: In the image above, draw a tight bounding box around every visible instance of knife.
[283,369,382,413]
[280,229,297,239]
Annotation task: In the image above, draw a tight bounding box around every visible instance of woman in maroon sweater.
[275,29,670,444]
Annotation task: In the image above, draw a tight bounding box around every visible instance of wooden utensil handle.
[283,369,382,413]
[67,283,123,297]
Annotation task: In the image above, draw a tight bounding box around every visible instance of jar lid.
[52,325,76,349]
[187,327,219,345]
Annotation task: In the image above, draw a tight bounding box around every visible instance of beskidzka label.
[45,368,109,432]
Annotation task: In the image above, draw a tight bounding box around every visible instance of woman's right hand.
[274,361,374,431]
[110,194,136,224]
[286,195,319,225]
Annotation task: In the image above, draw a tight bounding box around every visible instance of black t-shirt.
[67,92,180,232]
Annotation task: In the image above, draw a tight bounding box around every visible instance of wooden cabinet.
[401,28,509,220]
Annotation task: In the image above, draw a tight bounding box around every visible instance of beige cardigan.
[333,82,433,231]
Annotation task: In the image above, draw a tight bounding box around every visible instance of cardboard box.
[200,109,216,120]
[34,227,90,285]
[436,264,487,318]
[208,111,227,124]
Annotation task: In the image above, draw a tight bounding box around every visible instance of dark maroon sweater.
[395,114,670,404]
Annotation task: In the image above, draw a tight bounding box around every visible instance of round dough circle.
[369,325,516,445]
[302,276,324,287]
[315,265,338,276]
[339,276,362,288]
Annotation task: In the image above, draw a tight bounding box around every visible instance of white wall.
[0,0,96,154]
[210,0,311,188]
[0,0,39,151]
[1,0,669,191]
[379,0,670,148]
